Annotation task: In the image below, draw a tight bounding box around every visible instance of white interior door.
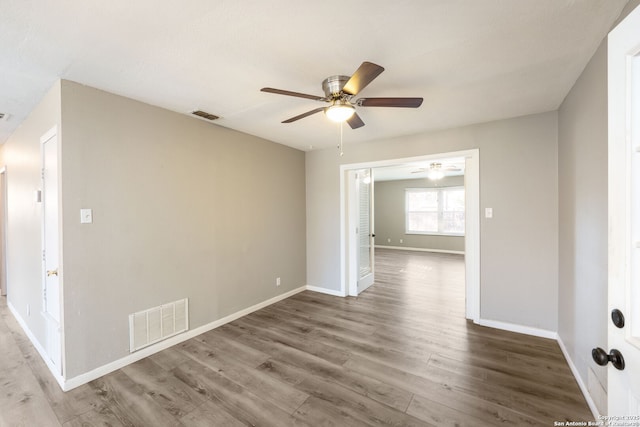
[0,169,7,297]
[608,5,640,416]
[42,128,61,374]
[356,169,374,294]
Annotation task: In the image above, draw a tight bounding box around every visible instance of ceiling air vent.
[191,110,219,121]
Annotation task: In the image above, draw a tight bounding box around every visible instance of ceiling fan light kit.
[428,162,444,180]
[325,100,355,122]
[260,61,423,129]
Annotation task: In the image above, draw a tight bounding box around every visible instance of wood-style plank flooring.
[0,249,592,426]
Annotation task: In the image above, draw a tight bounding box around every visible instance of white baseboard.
[306,285,346,297]
[375,245,464,255]
[475,318,558,340]
[10,286,306,391]
[7,302,66,390]
[557,335,601,420]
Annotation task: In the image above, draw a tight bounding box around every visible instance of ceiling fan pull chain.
[339,121,344,156]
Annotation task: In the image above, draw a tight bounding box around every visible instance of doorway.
[340,149,480,321]
[41,126,62,375]
[0,167,7,297]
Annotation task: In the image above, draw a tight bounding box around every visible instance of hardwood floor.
[0,249,592,426]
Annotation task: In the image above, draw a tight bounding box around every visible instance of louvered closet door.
[357,169,374,294]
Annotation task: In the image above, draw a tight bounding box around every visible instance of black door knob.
[611,309,625,328]
[592,347,625,370]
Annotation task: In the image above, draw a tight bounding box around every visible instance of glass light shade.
[325,103,355,122]
[428,170,444,180]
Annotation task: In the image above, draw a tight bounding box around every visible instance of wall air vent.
[191,110,219,121]
[129,298,188,352]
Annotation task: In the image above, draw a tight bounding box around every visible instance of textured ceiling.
[0,0,629,151]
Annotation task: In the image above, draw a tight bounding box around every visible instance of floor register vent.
[129,298,189,352]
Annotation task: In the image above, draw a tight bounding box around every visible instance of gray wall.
[306,111,559,331]
[4,80,307,379]
[2,81,62,350]
[374,176,465,252]
[558,39,608,413]
[557,0,640,414]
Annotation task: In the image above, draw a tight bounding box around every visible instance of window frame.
[405,186,465,236]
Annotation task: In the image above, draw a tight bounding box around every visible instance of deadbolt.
[611,309,625,328]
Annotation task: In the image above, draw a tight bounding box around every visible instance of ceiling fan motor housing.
[322,75,350,99]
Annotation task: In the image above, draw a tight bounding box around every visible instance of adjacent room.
[1,1,639,425]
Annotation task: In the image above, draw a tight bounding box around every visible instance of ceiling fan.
[260,61,423,129]
[411,162,463,180]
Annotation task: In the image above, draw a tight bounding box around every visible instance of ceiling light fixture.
[325,100,355,122]
[428,163,444,180]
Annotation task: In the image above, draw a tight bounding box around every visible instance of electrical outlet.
[276,277,281,287]
[400,239,403,244]
[387,238,391,243]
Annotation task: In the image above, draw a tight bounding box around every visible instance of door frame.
[0,167,7,297]
[607,3,640,415]
[339,149,480,320]
[40,125,64,377]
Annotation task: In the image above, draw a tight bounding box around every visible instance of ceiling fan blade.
[346,112,365,129]
[282,107,326,123]
[261,87,325,101]
[358,97,423,108]
[342,62,385,96]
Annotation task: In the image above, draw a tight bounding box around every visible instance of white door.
[41,128,61,374]
[0,169,7,297]
[356,169,374,294]
[608,4,640,416]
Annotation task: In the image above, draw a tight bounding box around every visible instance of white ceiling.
[0,0,628,151]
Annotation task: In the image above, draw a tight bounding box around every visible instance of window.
[406,187,465,235]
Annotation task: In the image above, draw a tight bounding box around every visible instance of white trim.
[339,149,480,320]
[10,286,306,391]
[8,301,65,390]
[607,3,640,415]
[464,153,480,322]
[557,335,601,420]
[39,126,58,145]
[0,167,7,298]
[306,285,347,297]
[375,245,464,255]
[475,318,557,340]
[40,126,64,377]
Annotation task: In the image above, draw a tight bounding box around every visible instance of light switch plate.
[80,208,93,224]
[485,208,493,219]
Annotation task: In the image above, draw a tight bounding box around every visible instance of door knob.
[592,347,625,370]
[47,269,58,277]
